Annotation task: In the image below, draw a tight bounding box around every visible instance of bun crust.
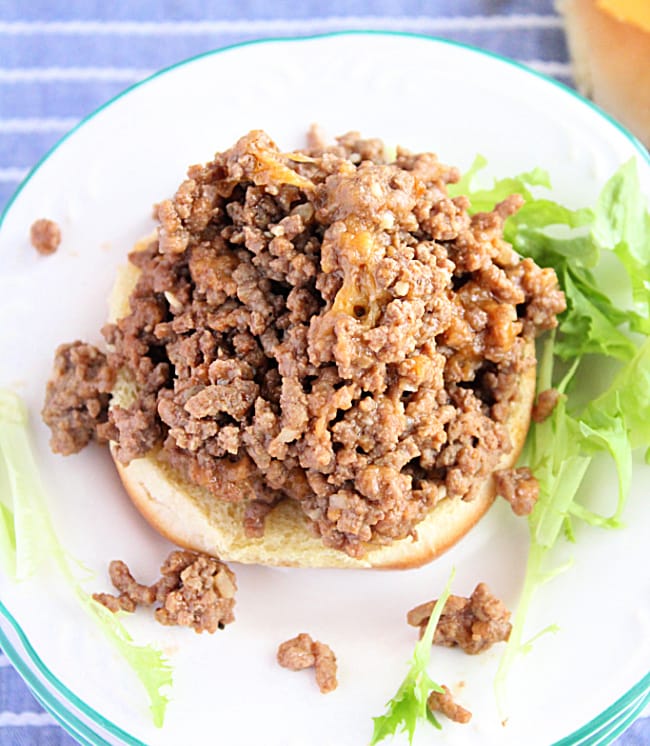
[560,0,650,147]
[108,258,536,570]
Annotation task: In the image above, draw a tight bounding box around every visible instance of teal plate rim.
[0,30,648,746]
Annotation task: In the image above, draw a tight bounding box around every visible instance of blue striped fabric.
[0,1,647,745]
[0,0,573,212]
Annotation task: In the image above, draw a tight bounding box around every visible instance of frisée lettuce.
[0,389,173,727]
[370,569,455,745]
[452,156,650,711]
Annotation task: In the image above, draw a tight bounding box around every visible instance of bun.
[560,0,650,147]
[107,257,536,570]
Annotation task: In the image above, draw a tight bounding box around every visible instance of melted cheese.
[253,149,314,190]
[598,0,650,33]
[331,218,388,326]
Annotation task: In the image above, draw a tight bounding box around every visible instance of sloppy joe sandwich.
[43,129,565,569]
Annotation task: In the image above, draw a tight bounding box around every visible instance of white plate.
[1,32,649,746]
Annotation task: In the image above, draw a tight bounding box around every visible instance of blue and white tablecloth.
[0,1,648,744]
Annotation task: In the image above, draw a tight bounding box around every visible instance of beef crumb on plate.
[277,632,338,693]
[428,684,472,724]
[30,218,61,255]
[93,550,237,634]
[407,582,511,654]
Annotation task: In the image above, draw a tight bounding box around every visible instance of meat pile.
[43,129,565,557]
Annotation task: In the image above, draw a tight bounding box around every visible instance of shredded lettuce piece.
[84,600,172,728]
[449,154,551,210]
[0,501,16,577]
[456,159,650,713]
[370,568,455,745]
[0,389,172,727]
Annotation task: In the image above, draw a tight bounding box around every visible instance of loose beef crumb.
[44,129,566,558]
[92,592,126,613]
[92,559,157,612]
[42,342,116,455]
[155,550,237,633]
[30,218,61,255]
[277,633,316,669]
[93,550,237,634]
[532,387,560,423]
[244,499,279,538]
[277,633,338,693]
[494,466,540,516]
[407,582,511,654]
[428,685,472,724]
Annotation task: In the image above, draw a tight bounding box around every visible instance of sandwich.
[44,129,565,569]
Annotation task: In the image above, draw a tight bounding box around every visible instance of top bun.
[560,0,650,147]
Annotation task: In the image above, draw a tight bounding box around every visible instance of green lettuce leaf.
[457,158,650,713]
[370,569,455,745]
[449,154,550,211]
[586,336,650,448]
[593,159,649,255]
[84,599,173,728]
[555,267,638,361]
[459,157,650,357]
[0,501,16,577]
[0,389,172,727]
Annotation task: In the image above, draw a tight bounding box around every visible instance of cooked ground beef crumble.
[276,632,338,693]
[494,466,540,516]
[43,129,565,558]
[42,342,116,454]
[532,387,561,423]
[30,218,61,255]
[93,550,237,634]
[428,685,472,724]
[407,582,512,654]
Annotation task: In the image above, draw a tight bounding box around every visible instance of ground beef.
[42,342,116,455]
[30,218,61,255]
[428,685,472,724]
[92,559,157,612]
[154,551,237,633]
[244,498,280,537]
[494,466,540,516]
[276,633,338,693]
[93,550,237,634]
[44,129,565,557]
[407,582,511,654]
[532,387,560,423]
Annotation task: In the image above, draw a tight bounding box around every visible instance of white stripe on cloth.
[0,60,572,85]
[0,15,563,35]
[0,168,28,183]
[0,711,56,726]
[0,118,79,133]
[0,654,11,667]
[520,61,572,76]
[0,68,152,82]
